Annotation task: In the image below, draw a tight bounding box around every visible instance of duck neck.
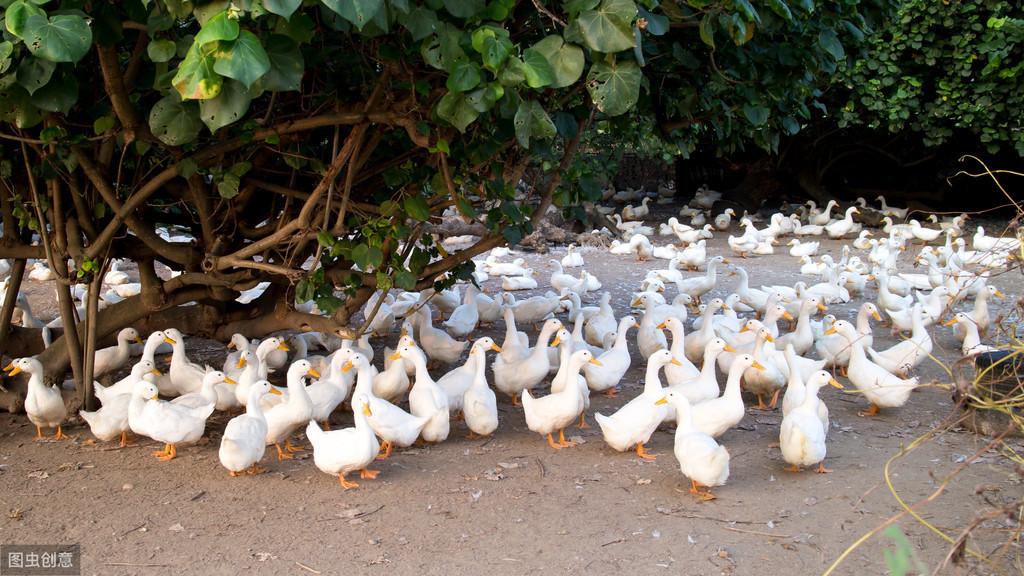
[798,384,821,413]
[471,352,488,388]
[643,360,666,395]
[723,364,744,398]
[246,389,266,419]
[286,370,311,404]
[352,364,376,398]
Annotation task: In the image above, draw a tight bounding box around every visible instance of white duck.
[972,226,1020,252]
[944,313,998,357]
[561,244,585,268]
[6,358,67,441]
[503,292,564,326]
[825,207,859,238]
[436,336,501,412]
[593,349,678,460]
[307,351,357,428]
[809,200,839,226]
[103,260,130,285]
[28,261,55,281]
[853,230,874,250]
[442,284,480,338]
[171,370,236,411]
[787,239,819,257]
[80,387,134,448]
[522,350,597,450]
[93,327,143,378]
[395,345,450,443]
[549,260,586,293]
[414,306,468,365]
[780,371,843,473]
[908,219,943,243]
[493,319,561,403]
[348,352,428,459]
[826,321,920,416]
[658,390,730,500]
[714,208,735,230]
[633,294,668,359]
[688,354,761,437]
[678,239,707,270]
[161,328,208,396]
[672,255,727,303]
[462,344,499,438]
[501,270,538,291]
[657,316,700,382]
[584,292,617,346]
[780,345,833,435]
[306,395,380,489]
[867,304,932,376]
[667,338,734,408]
[582,316,636,397]
[263,360,318,460]
[129,379,215,461]
[218,381,282,476]
[621,196,651,220]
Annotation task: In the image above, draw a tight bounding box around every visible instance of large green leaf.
[147,39,177,62]
[446,60,482,92]
[818,30,845,60]
[528,35,584,88]
[264,0,302,19]
[172,43,222,100]
[213,31,270,89]
[0,83,42,128]
[699,13,715,48]
[5,1,46,39]
[576,0,636,53]
[194,10,239,46]
[23,15,93,63]
[436,90,480,132]
[0,42,13,75]
[149,94,202,145]
[742,104,769,126]
[33,71,77,114]
[261,34,304,92]
[398,6,438,40]
[199,79,252,132]
[15,56,55,95]
[513,99,556,149]
[585,57,641,116]
[443,0,484,18]
[520,48,554,88]
[322,0,384,30]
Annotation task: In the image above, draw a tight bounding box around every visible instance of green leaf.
[213,31,271,89]
[818,29,844,60]
[742,104,769,126]
[732,0,760,24]
[529,36,584,89]
[262,34,304,92]
[455,195,477,218]
[15,56,55,95]
[375,271,392,290]
[199,79,252,132]
[5,1,46,39]
[93,115,115,135]
[351,243,369,268]
[464,82,503,113]
[398,6,438,40]
[513,99,556,149]
[173,43,222,100]
[765,0,793,22]
[638,7,668,35]
[404,195,431,221]
[576,0,636,53]
[553,112,578,138]
[394,268,416,290]
[23,15,93,63]
[322,0,384,30]
[265,0,302,19]
[698,13,715,48]
[194,11,240,46]
[442,0,484,18]
[436,90,480,132]
[585,57,641,116]
[147,39,177,62]
[217,172,241,198]
[33,71,76,113]
[366,246,384,268]
[521,48,555,88]
[149,94,202,145]
[177,157,199,178]
[446,60,482,92]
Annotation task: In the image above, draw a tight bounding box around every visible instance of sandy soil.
[1,210,1022,576]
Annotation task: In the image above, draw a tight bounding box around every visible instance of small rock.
[169,523,184,532]
[27,470,49,480]
[766,520,775,529]
[636,478,652,485]
[470,490,482,502]
[803,496,818,506]
[497,462,519,470]
[568,435,586,444]
[651,530,661,539]
[122,483,133,491]
[687,534,697,544]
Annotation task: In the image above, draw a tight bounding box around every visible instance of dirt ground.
[1,209,1022,575]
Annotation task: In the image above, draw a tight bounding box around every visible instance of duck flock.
[4,186,1022,499]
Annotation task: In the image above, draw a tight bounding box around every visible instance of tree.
[0,0,878,409]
